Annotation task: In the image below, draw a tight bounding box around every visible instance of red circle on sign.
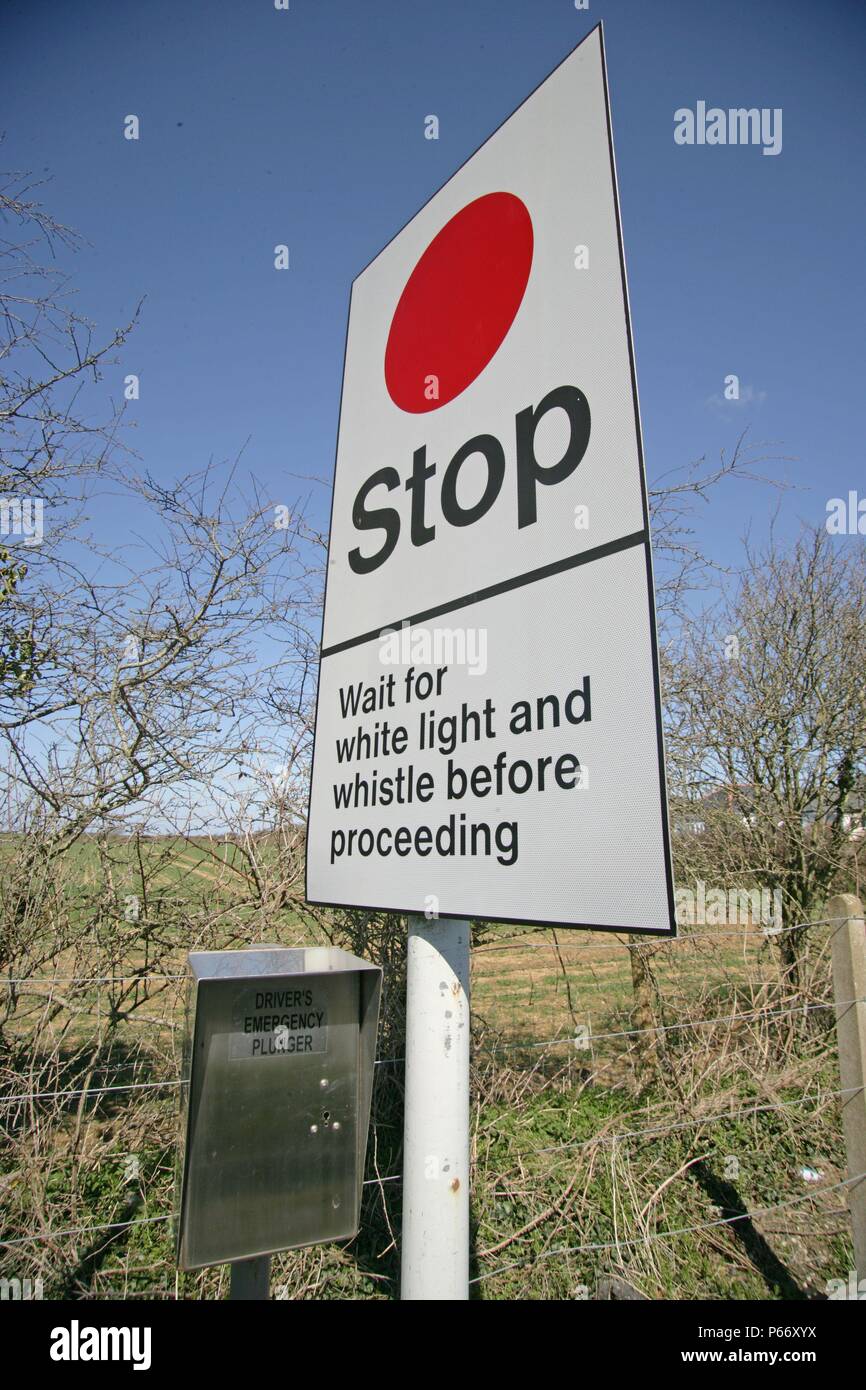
[384,191,533,414]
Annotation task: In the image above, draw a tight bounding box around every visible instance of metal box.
[176,945,382,1270]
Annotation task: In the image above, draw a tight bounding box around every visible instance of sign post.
[401,916,471,1300]
[306,22,675,1298]
[229,1256,271,1301]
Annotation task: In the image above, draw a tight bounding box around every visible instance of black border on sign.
[304,21,677,938]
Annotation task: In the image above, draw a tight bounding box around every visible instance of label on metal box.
[229,985,328,1059]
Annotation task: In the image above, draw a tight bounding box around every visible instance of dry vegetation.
[0,831,856,1300]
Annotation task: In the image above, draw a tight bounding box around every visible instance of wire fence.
[0,910,860,1299]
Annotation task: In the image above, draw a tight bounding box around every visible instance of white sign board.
[306,25,675,934]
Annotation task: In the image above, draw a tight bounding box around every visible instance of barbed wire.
[0,1214,173,1250]
[0,1077,186,1107]
[1,973,186,985]
[4,1086,859,1244]
[3,996,859,1106]
[354,1087,863,1185]
[475,995,863,1056]
[470,1170,866,1286]
[530,1086,862,1156]
[0,1060,402,1107]
[6,1162,860,1277]
[1,915,850,986]
[0,1173,403,1248]
[472,917,842,953]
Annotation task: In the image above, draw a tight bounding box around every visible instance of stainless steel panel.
[177,947,381,1270]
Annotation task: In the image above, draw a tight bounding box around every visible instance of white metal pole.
[401,914,471,1300]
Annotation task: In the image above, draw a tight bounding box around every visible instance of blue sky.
[4,0,865,579]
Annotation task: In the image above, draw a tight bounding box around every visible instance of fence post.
[401,914,471,1300]
[229,1255,271,1300]
[827,893,866,1285]
[628,941,660,1079]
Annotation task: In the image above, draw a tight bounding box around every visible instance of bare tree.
[0,169,326,1001]
[666,526,866,980]
[647,430,789,631]
[1,168,324,820]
